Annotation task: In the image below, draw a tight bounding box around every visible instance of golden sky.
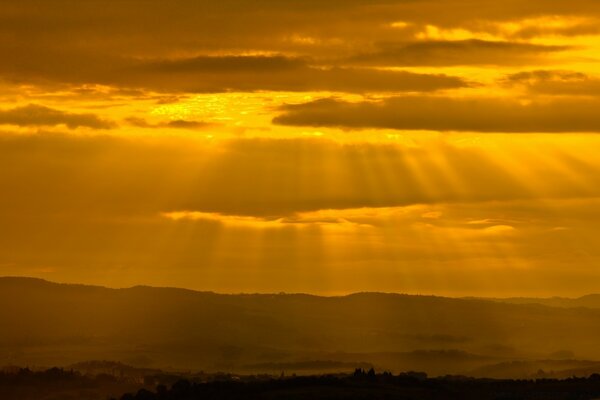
[2,1,600,296]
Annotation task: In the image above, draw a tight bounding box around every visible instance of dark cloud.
[503,70,600,96]
[274,96,600,133]
[2,1,599,54]
[125,117,214,129]
[0,104,114,129]
[0,53,469,93]
[0,1,593,90]
[348,40,569,67]
[140,55,305,73]
[125,55,470,93]
[166,120,213,129]
[504,70,588,83]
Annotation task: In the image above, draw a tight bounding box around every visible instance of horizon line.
[1,275,597,301]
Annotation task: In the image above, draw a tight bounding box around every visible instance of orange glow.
[0,3,599,298]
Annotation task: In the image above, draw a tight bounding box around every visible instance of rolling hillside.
[2,277,600,376]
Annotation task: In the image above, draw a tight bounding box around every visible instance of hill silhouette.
[483,294,600,309]
[5,366,600,400]
[114,372,600,400]
[2,277,600,377]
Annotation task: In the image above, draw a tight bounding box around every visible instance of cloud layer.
[0,104,114,129]
[349,40,568,67]
[275,97,600,133]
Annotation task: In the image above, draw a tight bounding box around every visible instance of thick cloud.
[0,1,593,90]
[0,104,114,129]
[125,117,214,129]
[348,40,568,67]
[503,70,600,97]
[0,53,469,93]
[274,96,600,133]
[122,56,469,93]
[2,1,600,55]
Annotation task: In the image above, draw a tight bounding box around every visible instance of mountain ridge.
[3,276,600,376]
[3,276,599,304]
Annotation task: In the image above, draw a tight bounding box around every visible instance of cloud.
[125,117,214,129]
[2,1,599,57]
[161,209,371,230]
[416,17,600,41]
[0,50,469,93]
[482,224,516,234]
[162,211,284,228]
[124,56,469,93]
[93,55,468,93]
[503,70,600,97]
[274,96,600,133]
[348,39,569,66]
[1,2,590,91]
[0,104,114,129]
[503,17,600,39]
[167,206,423,228]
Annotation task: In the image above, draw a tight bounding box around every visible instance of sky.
[1,0,600,297]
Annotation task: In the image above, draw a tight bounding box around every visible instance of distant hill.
[2,277,600,377]
[481,295,600,309]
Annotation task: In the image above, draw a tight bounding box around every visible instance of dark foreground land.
[4,367,600,400]
[117,372,600,400]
